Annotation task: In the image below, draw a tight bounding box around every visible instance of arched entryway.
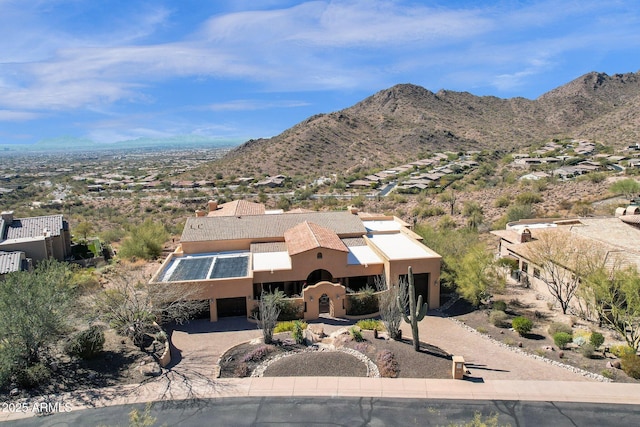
[306,269,333,286]
[318,293,330,313]
[302,281,346,320]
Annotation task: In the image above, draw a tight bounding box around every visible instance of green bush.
[581,343,596,359]
[590,331,605,349]
[349,326,364,342]
[548,322,572,337]
[512,316,533,336]
[65,325,105,359]
[273,320,308,333]
[553,332,573,349]
[292,321,305,345]
[346,292,379,316]
[611,345,636,358]
[357,319,383,331]
[621,353,640,379]
[489,310,510,328]
[277,300,304,321]
[119,219,169,260]
[492,300,507,312]
[16,363,51,388]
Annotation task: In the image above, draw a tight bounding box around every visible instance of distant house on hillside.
[0,210,71,267]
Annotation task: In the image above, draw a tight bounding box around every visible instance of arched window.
[317,252,323,260]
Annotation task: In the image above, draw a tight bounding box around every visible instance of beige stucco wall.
[0,238,48,263]
[302,281,346,320]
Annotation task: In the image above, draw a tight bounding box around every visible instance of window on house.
[533,268,540,278]
[317,252,323,260]
[522,262,528,273]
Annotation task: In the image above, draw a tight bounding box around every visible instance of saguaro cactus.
[398,266,428,351]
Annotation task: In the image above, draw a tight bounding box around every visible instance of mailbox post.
[452,356,465,379]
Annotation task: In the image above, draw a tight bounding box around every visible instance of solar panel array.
[169,257,213,282]
[210,256,249,279]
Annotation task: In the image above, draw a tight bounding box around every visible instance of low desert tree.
[0,260,75,387]
[523,230,600,314]
[455,244,505,307]
[75,220,95,241]
[609,178,640,200]
[582,265,640,351]
[462,201,484,230]
[375,275,406,340]
[94,264,207,348]
[253,291,282,344]
[119,219,169,260]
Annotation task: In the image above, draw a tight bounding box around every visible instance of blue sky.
[1,0,639,147]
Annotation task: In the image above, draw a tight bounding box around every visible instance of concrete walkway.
[2,315,639,423]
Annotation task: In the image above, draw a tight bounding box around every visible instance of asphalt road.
[7,397,640,427]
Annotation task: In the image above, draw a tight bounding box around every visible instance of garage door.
[216,297,247,318]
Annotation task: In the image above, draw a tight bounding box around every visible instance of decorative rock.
[606,361,613,369]
[613,360,621,369]
[140,362,161,377]
[558,351,564,358]
[50,362,58,372]
[87,372,98,381]
[10,387,19,397]
[518,342,523,348]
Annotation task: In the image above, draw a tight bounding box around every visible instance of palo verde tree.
[523,230,600,314]
[455,243,505,307]
[0,260,75,387]
[582,264,640,351]
[119,219,169,260]
[609,178,640,200]
[398,267,428,352]
[94,264,207,348]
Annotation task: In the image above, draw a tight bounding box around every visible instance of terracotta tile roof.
[284,221,348,256]
[207,200,265,217]
[182,211,367,242]
[2,215,65,240]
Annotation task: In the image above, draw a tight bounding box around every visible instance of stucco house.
[0,211,71,268]
[150,201,442,322]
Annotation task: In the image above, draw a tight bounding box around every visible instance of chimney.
[208,200,218,212]
[348,205,359,215]
[195,209,206,217]
[1,211,14,223]
[518,228,532,243]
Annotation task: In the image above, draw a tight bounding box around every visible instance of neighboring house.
[491,210,640,311]
[0,211,71,265]
[151,201,442,321]
[0,250,31,279]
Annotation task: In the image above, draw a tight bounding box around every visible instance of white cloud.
[206,99,310,111]
[0,110,40,121]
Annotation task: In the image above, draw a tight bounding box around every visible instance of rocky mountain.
[213,71,640,177]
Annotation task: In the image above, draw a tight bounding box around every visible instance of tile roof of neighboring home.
[284,221,349,256]
[183,211,367,242]
[2,215,64,240]
[207,200,266,217]
[250,242,287,253]
[0,251,23,274]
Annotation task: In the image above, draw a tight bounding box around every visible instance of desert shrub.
[489,310,510,328]
[277,300,304,321]
[346,290,379,316]
[512,316,533,336]
[553,332,573,349]
[15,363,51,388]
[349,326,364,342]
[621,354,640,379]
[548,322,572,337]
[610,345,636,358]
[492,300,507,312]
[572,336,586,346]
[494,195,510,208]
[357,319,383,331]
[581,343,596,359]
[241,345,273,363]
[515,192,543,204]
[376,350,399,378]
[590,331,605,349]
[234,363,250,377]
[274,320,308,333]
[292,321,305,345]
[65,325,105,359]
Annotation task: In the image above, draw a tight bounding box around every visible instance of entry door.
[318,294,330,313]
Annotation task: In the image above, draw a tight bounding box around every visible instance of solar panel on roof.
[210,256,248,279]
[169,257,213,282]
